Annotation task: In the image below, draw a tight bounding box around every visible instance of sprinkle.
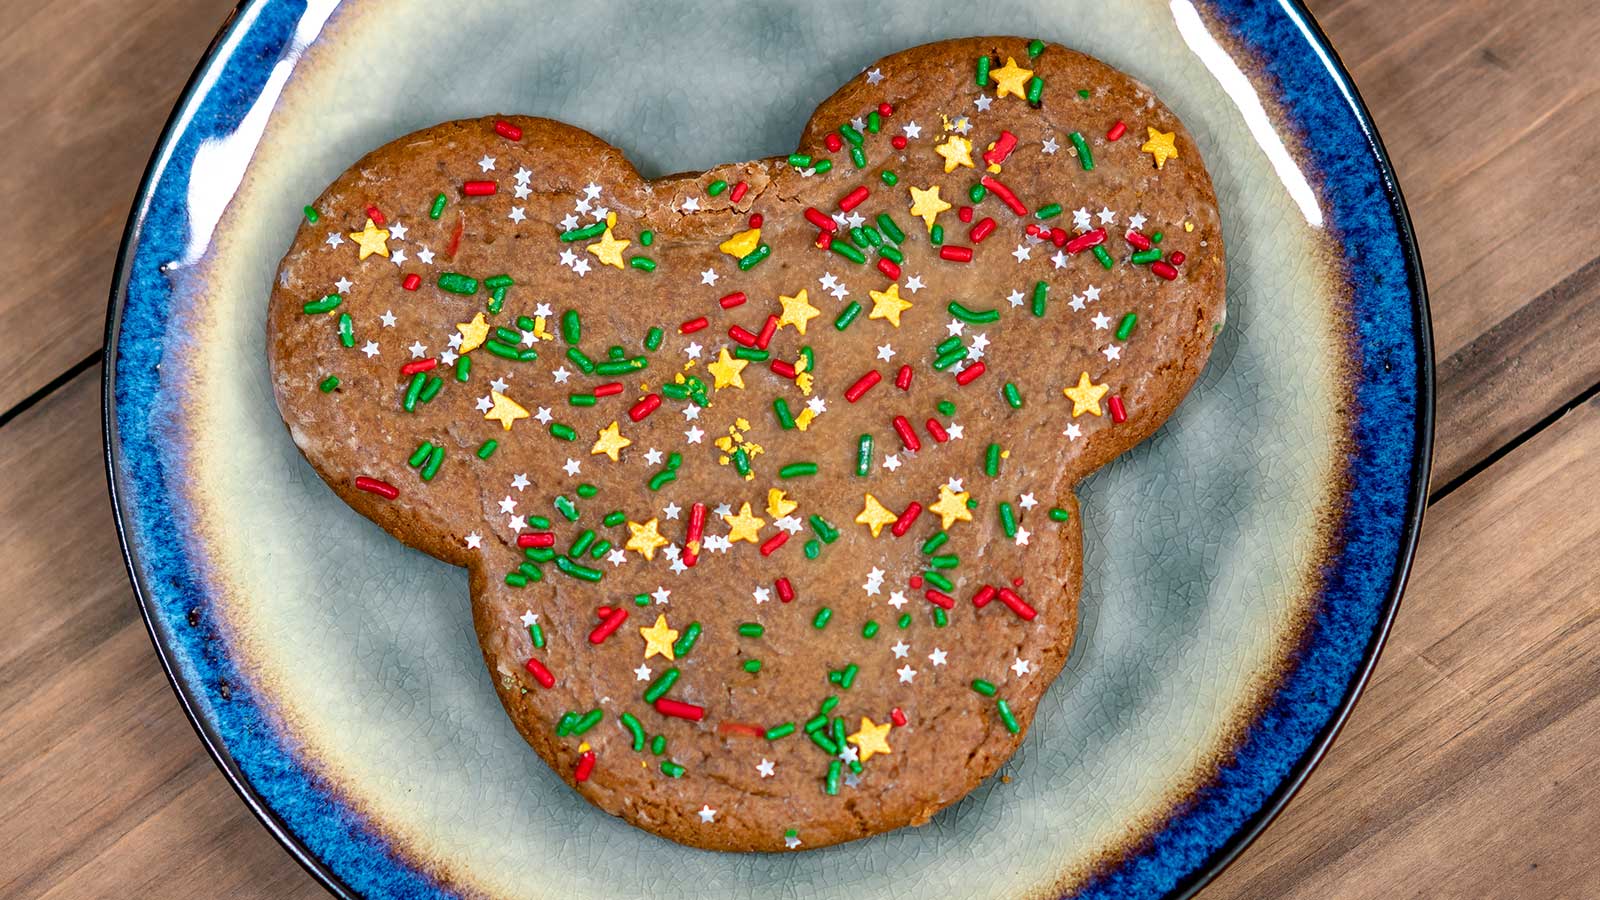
[939,245,973,263]
[844,370,882,403]
[892,415,920,451]
[494,119,523,140]
[463,180,497,196]
[972,679,997,697]
[1026,75,1044,105]
[969,183,987,204]
[813,607,832,629]
[765,722,796,740]
[401,273,422,291]
[302,294,340,314]
[661,761,686,777]
[930,224,944,245]
[556,556,603,582]
[980,175,1028,216]
[972,585,997,608]
[890,501,922,538]
[738,244,772,270]
[524,657,555,688]
[630,256,657,271]
[759,531,790,556]
[1065,228,1107,254]
[1109,396,1128,423]
[743,660,763,673]
[999,502,1017,537]
[1092,245,1114,269]
[985,443,1002,476]
[561,221,607,242]
[834,301,863,330]
[730,181,749,202]
[651,736,668,755]
[855,434,874,476]
[679,317,709,334]
[1049,507,1071,522]
[831,241,867,265]
[354,476,398,499]
[1131,249,1163,265]
[1107,120,1127,141]
[895,365,913,390]
[1116,313,1139,341]
[402,372,426,412]
[922,532,949,554]
[779,462,818,479]
[1069,132,1094,170]
[707,179,728,196]
[923,571,954,591]
[1034,203,1064,220]
[1151,261,1179,280]
[1028,38,1045,57]
[891,708,907,727]
[437,272,478,295]
[319,375,339,393]
[653,697,704,722]
[997,699,1020,734]
[620,712,646,751]
[998,588,1037,620]
[672,621,702,657]
[956,361,986,385]
[574,751,596,781]
[925,418,950,443]
[429,194,447,219]
[776,577,795,602]
[976,55,992,86]
[839,186,870,211]
[643,668,680,703]
[420,445,444,480]
[825,760,842,795]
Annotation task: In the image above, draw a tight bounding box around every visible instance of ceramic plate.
[105,1,1431,897]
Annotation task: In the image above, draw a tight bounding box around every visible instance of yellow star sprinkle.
[707,347,750,390]
[868,282,913,328]
[591,420,633,461]
[719,227,761,259]
[907,184,952,233]
[855,494,899,538]
[929,484,974,530]
[1140,127,1179,170]
[348,218,390,260]
[639,614,679,661]
[777,289,821,335]
[934,134,975,173]
[456,312,489,354]
[846,717,893,762]
[625,518,670,561]
[586,212,631,269]
[766,488,797,519]
[989,57,1034,99]
[722,502,765,544]
[483,391,529,431]
[1062,371,1110,417]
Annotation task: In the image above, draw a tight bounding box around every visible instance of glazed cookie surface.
[268,36,1224,852]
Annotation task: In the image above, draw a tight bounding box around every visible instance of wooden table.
[3,1,1597,896]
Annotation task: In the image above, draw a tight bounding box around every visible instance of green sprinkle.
[734,347,769,362]
[839,123,864,146]
[554,495,579,521]
[855,434,873,476]
[1003,382,1023,408]
[948,301,1000,324]
[804,539,821,559]
[1078,88,1091,99]
[969,183,987,204]
[929,554,959,570]
[813,159,833,174]
[867,109,881,133]
[933,607,948,628]
[672,622,702,658]
[764,722,796,740]
[505,573,528,588]
[1034,203,1064,219]
[997,699,1020,734]
[594,358,647,376]
[569,392,597,407]
[302,294,340,315]
[773,398,797,430]
[408,442,434,467]
[429,193,447,219]
[825,760,842,795]
[875,213,905,243]
[303,205,319,223]
[779,462,818,479]
[937,400,956,416]
[743,659,762,673]
[487,286,506,314]
[788,153,813,167]
[561,309,581,344]
[527,515,551,529]
[560,221,607,242]
[1116,313,1139,341]
[976,55,992,86]
[878,244,904,264]
[812,607,832,629]
[1049,507,1071,522]
[839,663,859,689]
[831,241,866,265]
[639,230,654,247]
[1069,131,1094,170]
[936,335,964,356]
[651,735,667,755]
[1028,38,1045,57]
[857,621,879,641]
[484,339,520,360]
[739,244,772,270]
[555,712,580,736]
[850,145,867,168]
[898,613,912,629]
[809,514,839,543]
[809,729,838,755]
[880,169,898,186]
[707,179,728,196]
[437,272,478,295]
[648,469,677,491]
[402,372,426,412]
[985,442,1002,477]
[933,347,968,371]
[834,301,863,330]
[644,327,664,351]
[661,761,685,778]
[733,447,751,477]
[643,668,680,703]
[1093,245,1115,269]
[738,623,765,638]
[921,532,949,554]
[620,712,645,751]
[923,571,954,592]
[589,539,611,559]
[848,226,870,249]
[972,679,998,697]
[549,423,577,441]
[999,502,1017,537]
[601,510,625,528]
[930,223,944,245]
[319,375,339,393]
[530,622,545,648]
[456,356,471,382]
[1026,75,1044,105]
[555,556,602,582]
[820,696,839,715]
[571,709,603,735]
[1032,280,1049,317]
[628,255,656,272]
[569,528,595,557]
[484,274,514,289]
[525,548,554,563]
[633,592,650,607]
[1131,248,1162,265]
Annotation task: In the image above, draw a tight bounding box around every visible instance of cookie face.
[268,37,1223,852]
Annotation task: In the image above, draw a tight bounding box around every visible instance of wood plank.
[1306,0,1600,485]
[1205,396,1600,898]
[0,367,320,900]
[0,0,239,414]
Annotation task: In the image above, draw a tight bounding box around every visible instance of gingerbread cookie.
[268,36,1224,852]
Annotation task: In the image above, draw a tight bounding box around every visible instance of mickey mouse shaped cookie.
[269,37,1224,852]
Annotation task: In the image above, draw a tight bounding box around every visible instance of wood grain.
[0,0,240,413]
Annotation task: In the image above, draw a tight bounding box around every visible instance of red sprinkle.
[1051,227,1069,247]
[972,585,998,608]
[654,698,705,721]
[730,181,749,203]
[718,721,766,738]
[524,657,555,689]
[925,418,950,443]
[891,135,908,150]
[728,324,758,347]
[401,273,422,291]
[684,502,706,568]
[1125,230,1153,251]
[909,574,924,589]
[446,214,464,260]
[895,365,913,391]
[749,213,763,228]
[816,231,833,249]
[839,185,870,211]
[970,217,997,243]
[1169,251,1186,266]
[844,370,882,403]
[776,577,795,603]
[354,476,398,499]
[890,707,907,727]
[939,245,974,263]
[679,317,709,334]
[400,358,437,376]
[957,206,974,224]
[825,133,844,152]
[759,531,789,557]
[955,361,986,385]
[1065,228,1108,254]
[983,130,1019,166]
[891,501,922,538]
[997,588,1038,621]
[892,415,921,451]
[574,750,595,782]
[925,589,955,610]
[629,393,662,422]
[803,207,838,232]
[719,291,748,309]
[518,532,555,548]
[877,257,901,280]
[979,175,1028,216]
[365,205,386,226]
[769,359,797,379]
[494,119,524,141]
[755,314,778,350]
[878,102,894,116]
[592,382,624,398]
[1107,120,1128,142]
[588,607,629,644]
[463,180,497,196]
[1151,261,1180,281]
[1108,396,1128,423]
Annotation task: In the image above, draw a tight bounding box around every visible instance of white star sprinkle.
[515,167,533,184]
[508,206,526,223]
[607,548,627,566]
[877,343,896,361]
[974,95,993,111]
[1084,285,1101,302]
[583,182,602,199]
[1006,289,1025,307]
[1042,136,1060,154]
[1103,345,1122,361]
[897,665,917,683]
[379,310,395,327]
[513,183,532,200]
[681,196,700,212]
[535,407,553,424]
[698,805,716,824]
[490,377,509,393]
[563,458,581,476]
[324,232,344,248]
[511,473,530,491]
[1073,208,1093,231]
[1097,207,1117,225]
[646,449,666,467]
[570,258,591,276]
[634,664,652,681]
[475,395,493,413]
[1092,312,1111,329]
[389,248,408,266]
[786,833,802,849]
[753,586,770,604]
[1069,294,1087,311]
[1012,658,1033,677]
[552,367,570,383]
[1019,493,1038,510]
[883,454,901,472]
[498,496,518,515]
[417,247,434,264]
[408,341,427,358]
[684,341,703,360]
[682,403,701,421]
[506,514,525,532]
[652,587,671,605]
[865,67,884,85]
[685,426,704,444]
[1064,422,1082,440]
[1051,250,1069,269]
[464,532,482,550]
[1127,213,1148,231]
[1012,244,1031,263]
[929,648,947,666]
[334,276,353,293]
[903,275,924,293]
[520,610,538,627]
[891,641,909,659]
[700,268,719,285]
[888,591,907,609]
[1015,527,1032,546]
[757,759,775,778]
[388,222,407,241]
[477,155,496,172]
[902,121,922,139]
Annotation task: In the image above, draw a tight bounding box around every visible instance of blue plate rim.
[100,2,1434,897]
